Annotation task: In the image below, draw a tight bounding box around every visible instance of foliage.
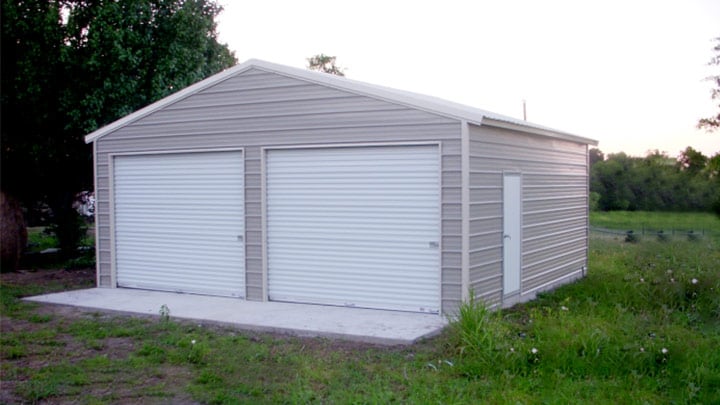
[22,226,95,270]
[698,37,720,131]
[589,147,604,167]
[590,147,720,213]
[307,54,345,76]
[1,0,236,251]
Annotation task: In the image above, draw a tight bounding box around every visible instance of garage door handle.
[504,234,511,240]
[428,241,439,248]
[237,235,244,242]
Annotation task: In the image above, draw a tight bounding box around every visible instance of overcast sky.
[215,0,719,157]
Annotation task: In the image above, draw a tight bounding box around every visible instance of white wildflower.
[191,339,196,345]
[640,347,645,352]
[510,347,515,352]
[531,347,538,354]
[661,348,668,354]
[691,278,698,285]
[640,277,645,283]
[561,306,569,311]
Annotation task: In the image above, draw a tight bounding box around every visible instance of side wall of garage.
[468,124,589,306]
[94,67,464,312]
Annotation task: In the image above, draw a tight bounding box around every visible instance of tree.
[590,147,717,212]
[589,148,604,167]
[1,0,236,254]
[677,146,708,175]
[698,37,720,131]
[707,153,720,179]
[307,54,345,76]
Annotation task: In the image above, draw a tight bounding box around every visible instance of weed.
[159,304,170,322]
[28,313,53,323]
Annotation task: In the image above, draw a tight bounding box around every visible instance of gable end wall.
[93,68,463,313]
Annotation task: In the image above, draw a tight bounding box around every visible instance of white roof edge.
[85,58,598,146]
[480,117,599,146]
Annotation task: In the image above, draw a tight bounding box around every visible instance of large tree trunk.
[1,191,27,272]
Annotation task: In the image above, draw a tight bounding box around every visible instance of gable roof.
[85,59,597,145]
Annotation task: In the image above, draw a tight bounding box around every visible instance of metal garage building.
[85,59,597,315]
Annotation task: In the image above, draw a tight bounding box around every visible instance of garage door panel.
[114,151,245,297]
[267,145,440,313]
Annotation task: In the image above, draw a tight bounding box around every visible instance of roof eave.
[480,117,599,146]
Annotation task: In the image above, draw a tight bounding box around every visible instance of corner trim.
[460,121,471,302]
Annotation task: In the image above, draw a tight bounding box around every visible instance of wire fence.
[590,226,719,242]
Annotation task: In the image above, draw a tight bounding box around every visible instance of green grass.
[26,227,59,252]
[24,225,96,269]
[2,212,719,403]
[590,210,720,233]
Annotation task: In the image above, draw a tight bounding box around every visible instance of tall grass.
[450,236,720,402]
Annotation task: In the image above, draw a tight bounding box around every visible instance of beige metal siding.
[468,124,589,305]
[93,68,462,312]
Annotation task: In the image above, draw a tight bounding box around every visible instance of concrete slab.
[25,288,448,345]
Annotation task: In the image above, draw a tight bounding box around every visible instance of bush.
[47,209,87,258]
[589,192,601,211]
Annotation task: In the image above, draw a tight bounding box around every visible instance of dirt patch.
[1,267,95,291]
[1,267,400,403]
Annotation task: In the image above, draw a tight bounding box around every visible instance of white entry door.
[503,172,522,296]
[266,145,440,313]
[113,151,245,297]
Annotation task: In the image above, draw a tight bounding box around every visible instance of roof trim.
[480,117,599,146]
[85,58,597,145]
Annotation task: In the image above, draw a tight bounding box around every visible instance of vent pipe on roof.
[522,99,527,121]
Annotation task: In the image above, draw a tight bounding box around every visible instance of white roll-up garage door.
[267,145,440,313]
[113,151,245,297]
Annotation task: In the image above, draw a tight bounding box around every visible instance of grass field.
[590,211,720,233]
[1,212,719,403]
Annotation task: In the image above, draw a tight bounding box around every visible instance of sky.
[215,0,719,158]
